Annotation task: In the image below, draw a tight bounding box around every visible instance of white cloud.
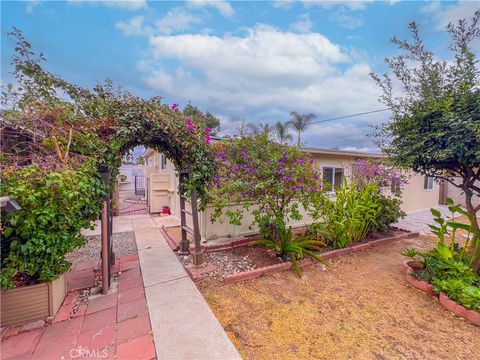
[25,0,40,14]
[188,0,235,18]
[421,1,479,30]
[289,13,314,33]
[68,0,147,11]
[116,15,147,36]
[329,9,363,29]
[272,1,295,10]
[155,8,202,35]
[303,1,372,11]
[140,25,380,123]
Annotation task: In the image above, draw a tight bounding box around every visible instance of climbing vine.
[0,29,215,289]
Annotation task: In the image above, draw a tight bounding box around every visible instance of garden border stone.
[439,292,480,326]
[402,260,435,295]
[224,231,418,284]
[403,261,480,327]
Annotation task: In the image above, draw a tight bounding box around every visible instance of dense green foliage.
[0,29,215,289]
[0,162,105,289]
[209,135,325,262]
[371,13,480,268]
[307,182,382,248]
[375,195,405,233]
[183,104,221,135]
[403,200,480,311]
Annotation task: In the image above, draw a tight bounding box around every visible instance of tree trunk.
[464,185,480,272]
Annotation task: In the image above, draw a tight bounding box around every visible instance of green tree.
[287,111,316,147]
[183,104,220,134]
[246,122,273,137]
[274,121,293,145]
[371,12,480,270]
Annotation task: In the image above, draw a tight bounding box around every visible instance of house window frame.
[323,166,345,191]
[160,154,167,170]
[424,176,434,191]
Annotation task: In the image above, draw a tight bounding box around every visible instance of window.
[323,167,344,190]
[160,154,167,170]
[391,175,401,196]
[424,176,434,190]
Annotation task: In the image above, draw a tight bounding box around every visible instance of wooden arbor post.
[179,169,205,266]
[99,165,112,295]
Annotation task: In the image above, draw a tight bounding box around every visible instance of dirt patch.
[164,226,193,247]
[199,235,480,360]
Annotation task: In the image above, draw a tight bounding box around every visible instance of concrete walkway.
[394,206,452,235]
[132,216,241,360]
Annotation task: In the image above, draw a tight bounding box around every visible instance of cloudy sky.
[1,0,479,152]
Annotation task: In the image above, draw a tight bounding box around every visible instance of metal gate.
[134,175,146,196]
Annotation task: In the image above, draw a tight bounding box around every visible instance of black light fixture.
[0,197,22,212]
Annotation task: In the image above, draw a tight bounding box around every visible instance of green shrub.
[374,195,405,233]
[307,181,381,248]
[0,162,105,290]
[402,202,480,312]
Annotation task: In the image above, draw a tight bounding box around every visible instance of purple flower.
[205,134,212,145]
[171,103,179,111]
[205,127,211,133]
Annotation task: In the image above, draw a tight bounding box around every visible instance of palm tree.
[274,121,293,145]
[247,122,273,137]
[288,111,317,147]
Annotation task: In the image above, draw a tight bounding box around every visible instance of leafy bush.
[252,226,326,277]
[374,195,406,233]
[402,201,480,312]
[0,162,105,290]
[307,181,381,248]
[209,135,324,247]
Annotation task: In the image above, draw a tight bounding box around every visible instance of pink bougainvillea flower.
[171,103,179,111]
[205,134,212,145]
[205,127,211,133]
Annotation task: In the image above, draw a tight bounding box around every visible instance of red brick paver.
[116,334,156,360]
[1,255,155,360]
[1,328,43,360]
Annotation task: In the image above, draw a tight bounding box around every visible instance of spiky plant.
[252,226,327,277]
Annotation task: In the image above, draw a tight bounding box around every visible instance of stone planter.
[1,273,67,326]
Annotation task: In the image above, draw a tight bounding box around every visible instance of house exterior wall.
[444,177,480,208]
[401,173,440,212]
[143,150,178,215]
[143,148,442,241]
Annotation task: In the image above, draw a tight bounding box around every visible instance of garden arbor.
[93,97,215,293]
[1,29,215,294]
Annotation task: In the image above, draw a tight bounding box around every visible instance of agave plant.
[252,226,326,277]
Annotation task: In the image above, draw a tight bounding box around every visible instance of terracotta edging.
[439,292,480,326]
[403,261,479,327]
[224,231,418,284]
[402,260,435,295]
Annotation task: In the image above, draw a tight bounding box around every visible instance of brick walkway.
[1,256,156,360]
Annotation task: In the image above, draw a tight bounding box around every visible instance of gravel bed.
[66,231,137,265]
[177,247,282,280]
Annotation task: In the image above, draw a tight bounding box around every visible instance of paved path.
[394,206,451,235]
[133,216,241,360]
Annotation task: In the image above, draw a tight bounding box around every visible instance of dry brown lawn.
[198,235,480,360]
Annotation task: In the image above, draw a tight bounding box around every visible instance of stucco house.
[142,144,446,242]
